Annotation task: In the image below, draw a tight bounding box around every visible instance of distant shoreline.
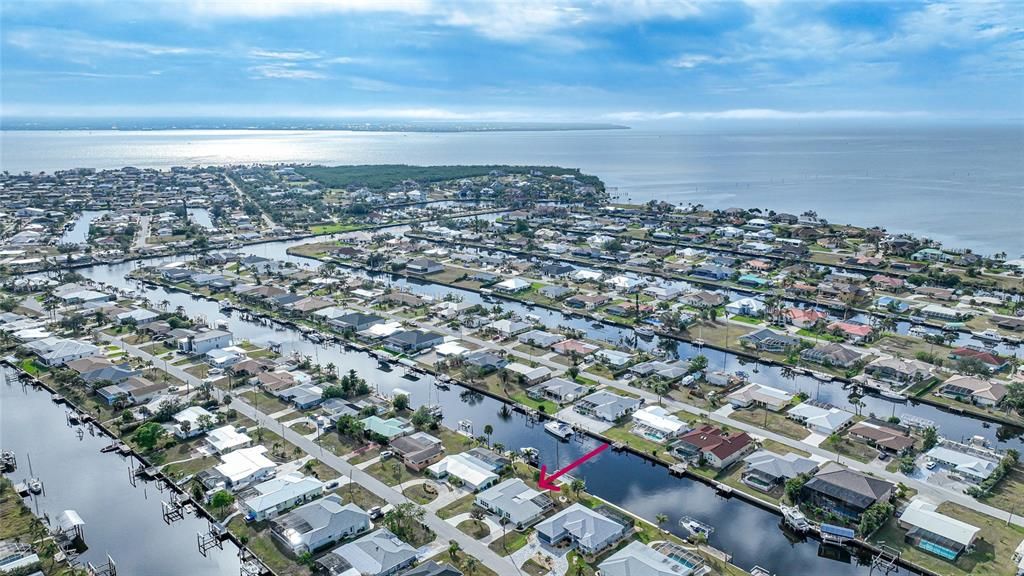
[0,120,630,133]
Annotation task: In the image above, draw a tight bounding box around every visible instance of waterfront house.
[172,406,215,438]
[727,383,794,412]
[504,362,553,385]
[671,425,754,469]
[331,312,384,332]
[389,432,444,471]
[630,405,688,443]
[921,304,965,322]
[270,494,370,556]
[573,390,642,422]
[925,442,1000,483]
[213,446,277,490]
[24,337,102,367]
[826,321,874,343]
[475,478,554,529]
[681,290,725,309]
[385,330,444,353]
[599,540,705,576]
[527,377,588,404]
[937,374,1007,406]
[864,357,935,385]
[316,528,417,576]
[799,462,894,521]
[783,307,828,329]
[947,347,1009,373]
[787,402,854,435]
[494,277,531,293]
[551,339,600,357]
[406,258,443,274]
[485,318,532,338]
[738,329,800,353]
[534,503,629,555]
[238,472,324,521]
[178,329,232,356]
[565,294,610,310]
[725,297,766,317]
[427,453,499,491]
[897,499,980,560]
[360,416,414,441]
[800,343,864,369]
[741,450,819,493]
[517,329,565,348]
[205,425,253,454]
[847,420,916,455]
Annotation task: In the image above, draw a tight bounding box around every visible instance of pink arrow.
[537,443,609,492]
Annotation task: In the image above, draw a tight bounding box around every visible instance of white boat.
[544,421,573,440]
[879,389,908,402]
[908,326,930,338]
[635,326,655,338]
[972,329,1003,343]
[679,516,714,536]
[456,419,474,437]
[27,478,43,494]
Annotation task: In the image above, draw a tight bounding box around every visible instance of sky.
[1,0,1022,124]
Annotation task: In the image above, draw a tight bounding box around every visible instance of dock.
[669,463,688,476]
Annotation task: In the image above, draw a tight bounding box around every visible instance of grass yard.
[239,390,291,415]
[729,408,811,441]
[401,482,439,505]
[457,518,491,539]
[869,502,1024,576]
[333,482,386,511]
[364,458,422,486]
[437,493,479,519]
[760,438,810,457]
[289,421,316,435]
[316,431,365,457]
[826,437,880,464]
[601,423,670,460]
[488,530,530,556]
[227,517,305,576]
[447,554,499,576]
[980,464,1024,517]
[509,391,559,415]
[163,455,219,480]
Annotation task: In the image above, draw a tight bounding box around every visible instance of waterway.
[189,208,215,230]
[59,210,108,245]
[0,368,241,576]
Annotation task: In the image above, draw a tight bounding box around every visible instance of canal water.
[0,368,241,576]
[63,248,923,575]
[188,208,215,230]
[59,210,108,245]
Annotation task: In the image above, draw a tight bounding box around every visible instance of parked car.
[368,506,384,519]
[380,450,394,460]
[926,461,937,470]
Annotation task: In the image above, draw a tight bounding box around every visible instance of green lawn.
[869,502,1024,576]
[316,431,365,457]
[239,390,291,415]
[227,517,306,576]
[364,458,422,486]
[437,493,479,519]
[488,530,529,556]
[729,408,810,441]
[601,423,670,460]
[163,456,219,480]
[456,518,491,539]
[509,392,559,414]
[333,482,386,511]
[980,464,1024,517]
[731,315,763,325]
[401,483,439,505]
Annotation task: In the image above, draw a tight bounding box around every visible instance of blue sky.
[2,0,1022,123]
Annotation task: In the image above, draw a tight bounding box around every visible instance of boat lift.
[238,547,271,576]
[86,555,117,576]
[197,520,227,557]
[162,492,191,525]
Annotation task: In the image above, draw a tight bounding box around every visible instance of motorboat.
[679,516,714,536]
[635,326,655,338]
[907,326,931,338]
[544,421,573,440]
[972,329,1003,343]
[27,478,43,494]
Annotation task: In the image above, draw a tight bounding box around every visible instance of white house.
[631,405,688,443]
[727,383,794,412]
[238,472,325,521]
[214,446,276,490]
[427,453,499,491]
[786,402,855,435]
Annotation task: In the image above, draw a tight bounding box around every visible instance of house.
[671,425,754,469]
[361,416,414,440]
[178,329,232,355]
[630,406,688,443]
[573,390,642,422]
[205,425,253,454]
[551,339,600,356]
[172,406,215,438]
[116,308,161,325]
[277,383,324,409]
[475,478,554,529]
[784,308,828,329]
[389,432,445,471]
[271,494,370,556]
[494,277,531,293]
[800,343,864,369]
[898,499,980,560]
[738,329,800,353]
[565,294,610,310]
[527,377,588,404]
[727,383,794,412]
[504,362,553,385]
[316,528,417,576]
[937,374,1007,407]
[827,321,874,343]
[847,420,916,455]
[741,450,819,493]
[406,258,443,274]
[595,349,634,368]
[921,304,965,322]
[58,289,112,305]
[385,330,444,353]
[787,402,854,435]
[864,357,935,384]
[925,442,1000,483]
[238,473,325,521]
[331,312,384,332]
[799,462,894,521]
[213,446,277,490]
[24,337,102,367]
[691,264,733,281]
[399,562,464,576]
[948,347,1009,373]
[681,291,725,308]
[427,453,499,491]
[535,504,629,555]
[725,297,766,317]
[599,540,705,576]
[539,285,573,300]
[875,296,909,312]
[486,319,532,338]
[517,330,565,348]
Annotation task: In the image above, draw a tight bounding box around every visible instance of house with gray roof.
[534,503,629,555]
[271,494,370,556]
[800,462,894,521]
[316,528,417,576]
[573,390,642,422]
[475,478,554,529]
[599,540,705,576]
[527,377,588,404]
[741,450,819,493]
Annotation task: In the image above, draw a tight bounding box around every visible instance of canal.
[0,367,241,576]
[59,210,109,245]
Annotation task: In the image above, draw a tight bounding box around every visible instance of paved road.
[98,333,517,572]
[226,175,276,230]
[134,215,150,249]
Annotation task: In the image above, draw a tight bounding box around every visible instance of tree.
[210,490,235,516]
[784,473,811,504]
[133,422,166,451]
[570,478,585,499]
[921,426,939,451]
[411,406,434,430]
[655,513,669,530]
[688,354,708,374]
[392,393,410,412]
[483,424,493,446]
[566,365,580,381]
[447,540,461,561]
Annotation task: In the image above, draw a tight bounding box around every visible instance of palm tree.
[656,513,669,531]
[447,540,460,561]
[570,478,585,499]
[483,424,493,447]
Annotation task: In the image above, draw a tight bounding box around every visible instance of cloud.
[248,64,327,80]
[5,28,205,62]
[248,48,320,61]
[602,108,931,122]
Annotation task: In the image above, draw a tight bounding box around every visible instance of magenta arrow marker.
[537,443,609,492]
